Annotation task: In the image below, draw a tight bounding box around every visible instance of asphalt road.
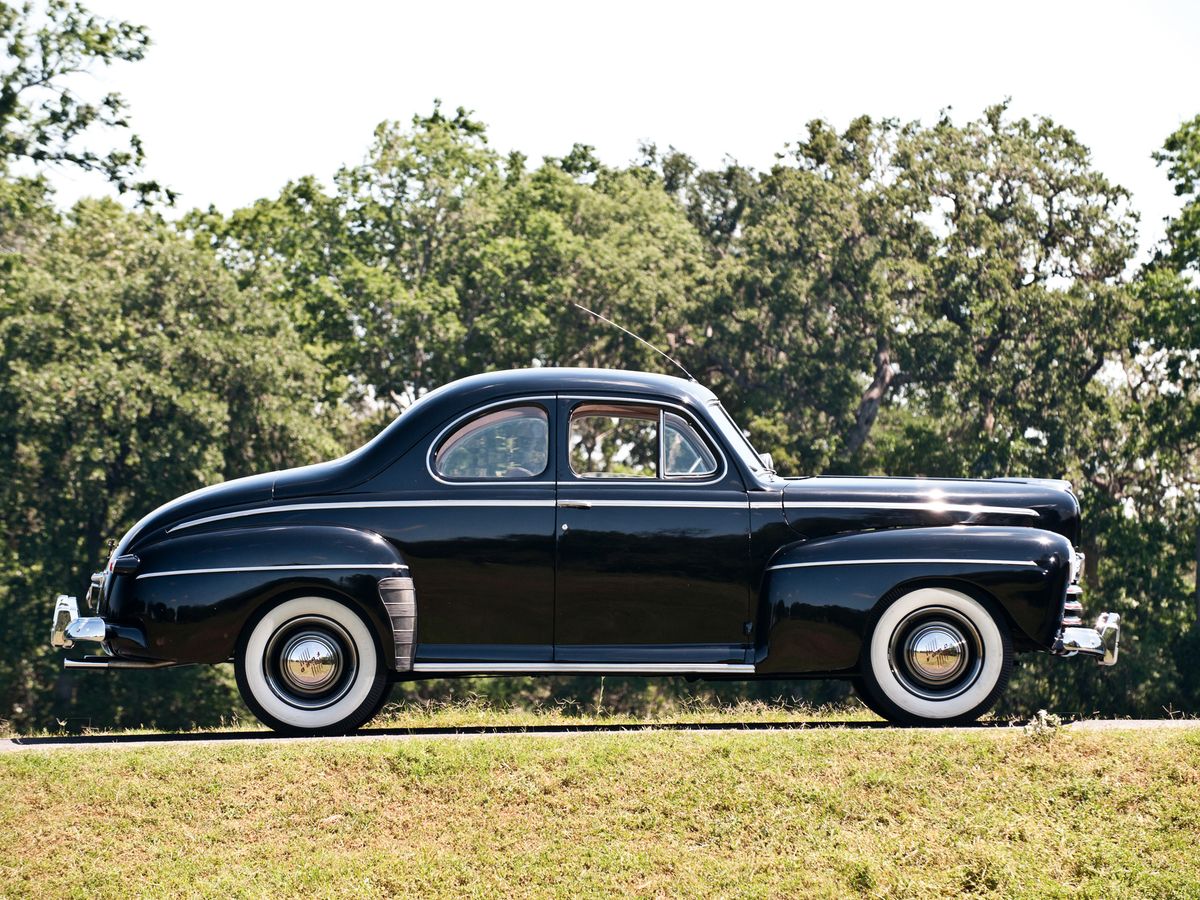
[2,718,1197,752]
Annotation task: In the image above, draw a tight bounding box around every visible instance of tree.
[455,150,706,375]
[0,0,168,201]
[694,116,929,474]
[1155,113,1200,275]
[0,199,343,730]
[186,104,498,419]
[692,106,1140,481]
[10,92,1198,727]
[640,143,758,261]
[885,104,1138,479]
[188,114,708,427]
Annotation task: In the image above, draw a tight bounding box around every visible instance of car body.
[51,368,1120,733]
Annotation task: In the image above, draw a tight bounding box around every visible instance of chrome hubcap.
[905,624,967,683]
[280,633,342,694]
[263,615,357,710]
[888,607,983,700]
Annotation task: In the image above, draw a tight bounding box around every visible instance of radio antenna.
[572,303,697,382]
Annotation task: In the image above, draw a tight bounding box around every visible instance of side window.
[664,412,718,477]
[568,403,721,480]
[434,405,549,480]
[569,404,658,478]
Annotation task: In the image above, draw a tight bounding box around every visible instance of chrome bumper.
[51,594,174,669]
[1053,611,1121,666]
[50,595,107,649]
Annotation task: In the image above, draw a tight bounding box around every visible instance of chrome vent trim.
[378,576,416,671]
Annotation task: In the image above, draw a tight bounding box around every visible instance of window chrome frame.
[661,409,719,478]
[559,394,729,487]
[567,400,660,481]
[426,395,557,486]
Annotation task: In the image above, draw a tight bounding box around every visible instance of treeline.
[1,3,1199,730]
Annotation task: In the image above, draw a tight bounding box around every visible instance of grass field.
[0,697,881,740]
[2,708,1199,898]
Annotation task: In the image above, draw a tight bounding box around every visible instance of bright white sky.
[47,0,1200,257]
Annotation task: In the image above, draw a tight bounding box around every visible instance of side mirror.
[758,453,774,472]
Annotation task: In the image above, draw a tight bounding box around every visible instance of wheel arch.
[857,576,1019,666]
[232,578,393,668]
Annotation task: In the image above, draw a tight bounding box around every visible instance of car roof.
[274,368,734,498]
[422,367,720,406]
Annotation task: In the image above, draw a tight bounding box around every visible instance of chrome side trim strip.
[783,500,1039,517]
[560,499,747,509]
[169,497,757,532]
[411,662,756,674]
[64,658,176,670]
[168,500,558,532]
[767,558,1040,571]
[137,564,409,580]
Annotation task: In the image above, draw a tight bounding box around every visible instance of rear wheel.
[858,587,1013,726]
[235,596,389,736]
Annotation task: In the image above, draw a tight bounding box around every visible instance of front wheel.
[235,595,389,736]
[857,587,1013,726]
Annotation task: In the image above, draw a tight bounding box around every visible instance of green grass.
[2,721,1198,898]
[1,697,881,740]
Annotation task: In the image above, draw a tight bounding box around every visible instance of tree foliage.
[0,199,344,727]
[0,0,168,201]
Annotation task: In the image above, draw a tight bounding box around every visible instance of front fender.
[755,526,1071,675]
[104,525,412,668]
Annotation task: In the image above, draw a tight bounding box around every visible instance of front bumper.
[1053,611,1121,666]
[50,594,172,669]
[1048,549,1119,666]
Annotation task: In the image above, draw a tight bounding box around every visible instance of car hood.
[781,475,1080,543]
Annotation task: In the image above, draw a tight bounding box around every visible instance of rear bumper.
[50,595,105,649]
[50,594,171,669]
[1053,612,1120,666]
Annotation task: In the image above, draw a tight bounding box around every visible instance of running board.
[411,662,756,674]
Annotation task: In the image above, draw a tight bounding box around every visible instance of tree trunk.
[845,341,895,458]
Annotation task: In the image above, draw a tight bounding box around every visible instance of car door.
[411,397,558,663]
[553,395,752,665]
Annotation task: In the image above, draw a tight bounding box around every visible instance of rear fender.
[104,525,414,670]
[755,526,1071,675]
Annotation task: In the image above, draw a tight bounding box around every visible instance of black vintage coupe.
[51,368,1119,733]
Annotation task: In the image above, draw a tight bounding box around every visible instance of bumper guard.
[1053,611,1121,666]
[50,595,106,649]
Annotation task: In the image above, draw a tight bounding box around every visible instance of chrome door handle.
[557,500,592,509]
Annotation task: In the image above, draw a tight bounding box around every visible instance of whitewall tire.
[235,596,389,736]
[858,587,1013,726]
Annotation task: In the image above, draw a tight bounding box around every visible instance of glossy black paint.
[105,525,405,665]
[552,397,752,664]
[755,526,1072,675]
[89,367,1083,679]
[781,477,1080,544]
